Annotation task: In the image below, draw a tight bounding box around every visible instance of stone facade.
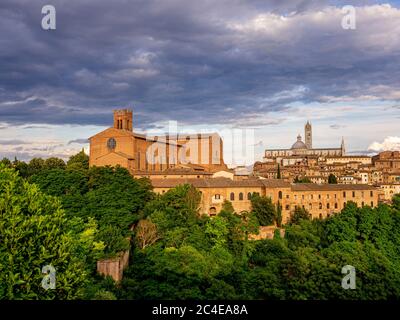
[89,109,228,173]
[152,177,379,224]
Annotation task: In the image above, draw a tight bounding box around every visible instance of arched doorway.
[209,207,217,216]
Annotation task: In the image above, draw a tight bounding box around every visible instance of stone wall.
[249,226,285,240]
[97,249,130,282]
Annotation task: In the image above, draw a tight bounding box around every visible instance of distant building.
[264,121,345,160]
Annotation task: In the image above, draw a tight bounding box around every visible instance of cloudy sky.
[0,0,399,165]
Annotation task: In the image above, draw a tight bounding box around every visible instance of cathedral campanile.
[305,121,312,149]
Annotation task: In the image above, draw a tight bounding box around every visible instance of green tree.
[276,202,283,227]
[328,173,338,184]
[294,176,311,183]
[289,206,311,224]
[220,199,235,214]
[0,165,99,299]
[392,194,400,210]
[0,158,11,168]
[44,157,66,170]
[277,164,281,179]
[28,157,45,176]
[12,158,29,178]
[251,195,276,226]
[67,149,89,170]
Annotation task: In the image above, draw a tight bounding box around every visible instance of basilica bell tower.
[113,109,133,131]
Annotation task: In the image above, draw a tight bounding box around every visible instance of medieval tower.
[305,121,312,149]
[113,109,133,131]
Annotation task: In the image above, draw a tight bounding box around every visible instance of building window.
[371,201,374,207]
[343,191,346,198]
[362,201,365,207]
[279,191,283,199]
[247,192,252,200]
[319,213,323,219]
[309,203,312,210]
[343,202,346,208]
[370,191,374,197]
[327,203,330,209]
[285,205,290,210]
[335,203,338,209]
[319,203,322,209]
[215,194,221,200]
[352,191,355,197]
[239,193,244,201]
[318,194,321,199]
[230,192,235,201]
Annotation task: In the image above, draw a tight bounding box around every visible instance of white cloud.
[368,136,400,152]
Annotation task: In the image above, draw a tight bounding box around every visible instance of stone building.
[152,177,379,223]
[89,109,228,173]
[372,151,400,170]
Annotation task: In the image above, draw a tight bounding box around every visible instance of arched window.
[230,192,235,201]
[327,203,330,209]
[319,203,322,209]
[247,192,252,200]
[335,203,338,209]
[278,191,283,199]
[239,192,244,201]
[319,213,323,219]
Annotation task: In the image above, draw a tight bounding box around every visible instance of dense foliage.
[2,153,400,300]
[0,165,103,299]
[113,199,400,300]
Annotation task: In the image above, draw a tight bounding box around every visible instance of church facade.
[264,121,345,160]
[88,109,228,174]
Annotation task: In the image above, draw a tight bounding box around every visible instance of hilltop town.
[88,109,400,225]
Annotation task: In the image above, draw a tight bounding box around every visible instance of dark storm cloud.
[0,0,399,129]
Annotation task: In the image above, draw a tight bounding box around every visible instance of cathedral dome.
[291,134,307,149]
